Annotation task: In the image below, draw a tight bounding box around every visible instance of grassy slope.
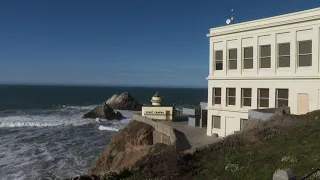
[118,111,320,180]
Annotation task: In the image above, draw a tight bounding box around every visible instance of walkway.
[162,121,221,150]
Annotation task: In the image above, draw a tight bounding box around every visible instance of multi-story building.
[206,7,320,137]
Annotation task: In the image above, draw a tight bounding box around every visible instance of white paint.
[206,7,320,137]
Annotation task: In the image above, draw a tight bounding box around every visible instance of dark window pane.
[215,62,223,70]
[277,89,288,99]
[228,97,236,105]
[229,60,237,70]
[214,88,221,96]
[260,45,271,57]
[299,41,312,54]
[241,119,249,131]
[243,98,251,106]
[213,116,221,129]
[259,89,269,98]
[228,88,236,96]
[214,97,221,104]
[279,43,290,56]
[215,50,223,60]
[244,58,253,69]
[244,47,253,58]
[299,54,312,67]
[260,57,271,68]
[229,49,237,59]
[259,99,269,107]
[242,88,251,97]
[277,99,288,107]
[279,56,290,67]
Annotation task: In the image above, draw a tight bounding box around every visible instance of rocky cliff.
[82,103,122,120]
[88,120,168,176]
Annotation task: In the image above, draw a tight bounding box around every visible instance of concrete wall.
[132,114,179,150]
[142,106,174,120]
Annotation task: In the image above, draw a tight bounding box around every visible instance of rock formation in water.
[88,120,168,176]
[82,103,123,120]
[105,92,142,111]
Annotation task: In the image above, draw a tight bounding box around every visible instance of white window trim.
[214,50,223,71]
[213,88,222,106]
[297,40,312,68]
[227,88,236,106]
[259,45,271,69]
[243,47,254,70]
[258,88,269,108]
[228,48,237,70]
[277,42,290,68]
[276,89,289,107]
[241,88,252,107]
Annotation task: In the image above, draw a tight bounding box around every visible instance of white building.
[206,7,320,137]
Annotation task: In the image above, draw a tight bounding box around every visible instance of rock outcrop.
[82,103,123,120]
[89,120,168,175]
[106,92,142,111]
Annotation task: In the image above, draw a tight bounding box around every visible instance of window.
[260,45,271,68]
[298,40,312,67]
[243,47,253,69]
[228,49,237,70]
[278,43,290,67]
[215,50,223,70]
[213,115,221,129]
[227,88,236,106]
[276,89,289,107]
[258,88,269,108]
[241,88,252,107]
[212,88,221,105]
[240,119,249,131]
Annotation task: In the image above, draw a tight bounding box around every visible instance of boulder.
[82,103,123,120]
[106,92,142,111]
[89,120,168,175]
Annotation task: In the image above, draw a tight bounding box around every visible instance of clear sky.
[0,0,319,87]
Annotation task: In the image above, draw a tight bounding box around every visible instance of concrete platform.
[162,121,221,150]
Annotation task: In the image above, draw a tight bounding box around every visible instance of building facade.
[206,7,320,137]
[142,92,175,120]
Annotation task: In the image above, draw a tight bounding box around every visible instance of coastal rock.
[82,103,123,120]
[89,120,168,175]
[106,92,142,111]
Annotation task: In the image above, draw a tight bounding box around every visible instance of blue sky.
[0,0,319,87]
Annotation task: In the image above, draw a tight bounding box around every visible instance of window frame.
[212,88,221,105]
[243,46,253,69]
[298,40,312,67]
[241,88,252,107]
[226,88,236,106]
[276,89,289,107]
[214,50,223,70]
[277,42,290,68]
[228,48,237,70]
[259,44,271,69]
[213,115,221,129]
[258,88,269,108]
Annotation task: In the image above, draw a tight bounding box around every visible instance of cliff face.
[89,120,157,175]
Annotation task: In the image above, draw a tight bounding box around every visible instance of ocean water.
[0,85,207,180]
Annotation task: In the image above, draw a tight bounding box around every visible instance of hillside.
[69,110,320,180]
[97,110,320,180]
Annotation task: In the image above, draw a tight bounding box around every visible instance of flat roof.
[208,7,320,37]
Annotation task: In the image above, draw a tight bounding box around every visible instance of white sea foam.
[99,125,118,131]
[0,105,133,129]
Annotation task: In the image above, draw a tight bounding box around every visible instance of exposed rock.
[82,103,123,120]
[89,120,168,176]
[106,92,142,111]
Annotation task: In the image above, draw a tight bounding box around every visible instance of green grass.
[194,123,320,180]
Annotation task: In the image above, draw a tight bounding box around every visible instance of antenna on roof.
[226,9,235,25]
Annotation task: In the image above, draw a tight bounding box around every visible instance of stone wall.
[132,114,178,150]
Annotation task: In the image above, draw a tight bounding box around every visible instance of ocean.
[0,85,207,180]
